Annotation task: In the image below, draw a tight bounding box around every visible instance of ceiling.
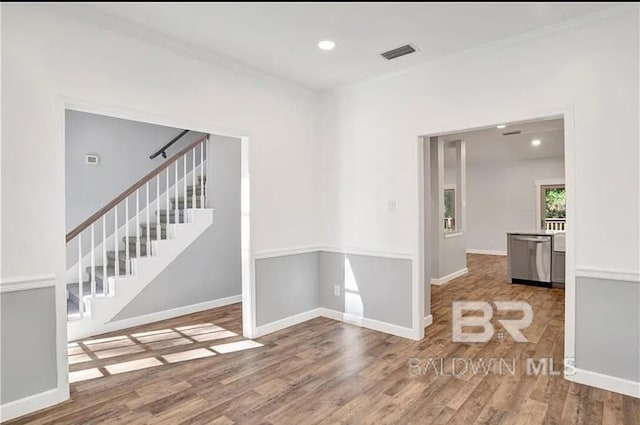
[69,3,619,90]
[443,118,564,164]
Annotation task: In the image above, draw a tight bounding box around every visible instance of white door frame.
[58,99,257,400]
[415,109,576,373]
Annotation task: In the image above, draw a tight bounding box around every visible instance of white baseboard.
[256,307,417,340]
[255,308,322,337]
[318,308,417,339]
[423,314,433,328]
[342,312,416,339]
[68,294,242,341]
[466,249,507,256]
[318,307,344,322]
[569,368,640,399]
[431,268,468,285]
[0,386,68,422]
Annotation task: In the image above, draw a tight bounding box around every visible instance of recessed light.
[497,124,507,129]
[318,40,335,50]
[531,139,541,146]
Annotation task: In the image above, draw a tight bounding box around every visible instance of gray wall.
[1,288,58,404]
[255,253,319,326]
[319,252,412,328]
[255,250,412,329]
[466,158,564,252]
[575,277,640,382]
[114,135,242,320]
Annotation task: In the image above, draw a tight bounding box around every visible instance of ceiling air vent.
[502,130,522,136]
[381,44,417,60]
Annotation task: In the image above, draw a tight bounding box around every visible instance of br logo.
[452,301,533,343]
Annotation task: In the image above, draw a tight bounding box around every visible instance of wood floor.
[6,254,640,424]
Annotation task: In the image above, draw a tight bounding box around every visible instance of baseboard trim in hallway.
[68,294,242,341]
[431,267,469,285]
[570,368,640,399]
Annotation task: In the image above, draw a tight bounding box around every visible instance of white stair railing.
[66,135,209,319]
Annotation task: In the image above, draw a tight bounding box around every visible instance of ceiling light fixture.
[318,40,335,50]
[531,139,541,146]
[497,124,507,129]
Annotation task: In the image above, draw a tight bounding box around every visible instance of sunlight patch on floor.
[105,357,163,375]
[68,321,263,383]
[211,340,263,354]
[162,348,216,363]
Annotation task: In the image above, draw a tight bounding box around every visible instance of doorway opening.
[60,104,254,388]
[417,112,574,370]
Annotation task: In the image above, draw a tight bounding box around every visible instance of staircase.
[66,135,213,340]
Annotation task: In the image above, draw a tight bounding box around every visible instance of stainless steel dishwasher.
[507,233,552,287]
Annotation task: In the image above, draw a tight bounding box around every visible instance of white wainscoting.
[575,266,640,283]
[0,274,56,293]
[254,245,413,260]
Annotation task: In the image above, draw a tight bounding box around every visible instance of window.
[541,184,566,232]
[444,187,456,231]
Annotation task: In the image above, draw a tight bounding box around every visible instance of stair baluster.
[174,161,179,223]
[125,197,130,275]
[146,181,150,255]
[183,155,187,217]
[103,215,107,295]
[166,168,170,228]
[136,189,140,261]
[90,223,96,298]
[156,175,161,240]
[114,205,119,277]
[192,145,197,209]
[201,140,205,208]
[77,233,83,317]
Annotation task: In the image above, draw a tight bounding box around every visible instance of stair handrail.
[66,133,209,242]
[149,129,189,159]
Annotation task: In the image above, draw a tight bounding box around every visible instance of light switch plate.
[334,285,340,296]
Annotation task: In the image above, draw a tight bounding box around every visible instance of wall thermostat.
[85,154,100,165]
